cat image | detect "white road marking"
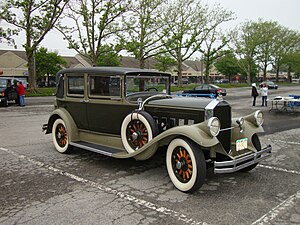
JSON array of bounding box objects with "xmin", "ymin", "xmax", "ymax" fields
[
  {"xmin": 0, "ymin": 147, "xmax": 206, "ymax": 225},
  {"xmin": 258, "ymin": 164, "xmax": 300, "ymax": 175},
  {"xmin": 252, "ymin": 190, "xmax": 300, "ymax": 225},
  {"xmin": 267, "ymin": 139, "xmax": 300, "ymax": 145}
]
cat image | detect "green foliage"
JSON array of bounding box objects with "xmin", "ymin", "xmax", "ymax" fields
[
  {"xmin": 0, "ymin": 0, "xmax": 69, "ymax": 89},
  {"xmin": 154, "ymin": 53, "xmax": 177, "ymax": 72},
  {"xmin": 119, "ymin": 0, "xmax": 166, "ymax": 68},
  {"xmin": 214, "ymin": 51, "xmax": 240, "ymax": 80},
  {"xmin": 56, "ymin": 0, "xmax": 127, "ymax": 66},
  {"xmin": 161, "ymin": 0, "xmax": 234, "ymax": 86},
  {"xmin": 35, "ymin": 47, "xmax": 67, "ymax": 78},
  {"xmin": 95, "ymin": 45, "xmax": 121, "ymax": 66}
]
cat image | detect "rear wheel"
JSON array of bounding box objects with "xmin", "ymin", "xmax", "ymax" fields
[
  {"xmin": 2, "ymin": 97, "xmax": 8, "ymax": 107},
  {"xmin": 166, "ymin": 138, "xmax": 206, "ymax": 193},
  {"xmin": 240, "ymin": 134, "xmax": 261, "ymax": 172},
  {"xmin": 52, "ymin": 118, "xmax": 72, "ymax": 153}
]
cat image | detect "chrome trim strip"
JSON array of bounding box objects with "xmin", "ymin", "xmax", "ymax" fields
[
  {"xmin": 205, "ymin": 99, "xmax": 220, "ymax": 110},
  {"xmin": 70, "ymin": 142, "xmax": 113, "ymax": 156},
  {"xmin": 214, "ymin": 145, "xmax": 272, "ymax": 174}
]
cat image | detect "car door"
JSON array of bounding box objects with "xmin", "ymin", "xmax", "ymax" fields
[
  {"xmin": 64, "ymin": 74, "xmax": 89, "ymax": 130},
  {"xmin": 86, "ymin": 74, "xmax": 133, "ymax": 135}
]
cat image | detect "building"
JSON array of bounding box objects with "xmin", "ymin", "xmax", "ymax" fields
[{"xmin": 0, "ymin": 49, "xmax": 209, "ymax": 84}]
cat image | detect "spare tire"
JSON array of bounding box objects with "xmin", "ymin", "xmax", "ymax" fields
[{"xmin": 121, "ymin": 110, "xmax": 158, "ymax": 153}]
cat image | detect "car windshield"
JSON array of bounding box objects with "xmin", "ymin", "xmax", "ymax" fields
[
  {"xmin": 0, "ymin": 79, "xmax": 7, "ymax": 88},
  {"xmin": 126, "ymin": 74, "xmax": 170, "ymax": 101}
]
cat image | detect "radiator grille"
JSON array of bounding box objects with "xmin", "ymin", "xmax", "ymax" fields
[{"xmin": 214, "ymin": 102, "xmax": 231, "ymax": 153}]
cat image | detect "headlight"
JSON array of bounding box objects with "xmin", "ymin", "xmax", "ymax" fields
[
  {"xmin": 254, "ymin": 110, "xmax": 264, "ymax": 126},
  {"xmin": 207, "ymin": 117, "xmax": 220, "ymax": 137},
  {"xmin": 236, "ymin": 117, "xmax": 244, "ymax": 126}
]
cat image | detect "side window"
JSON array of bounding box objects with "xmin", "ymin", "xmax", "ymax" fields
[
  {"xmin": 89, "ymin": 75, "xmax": 120, "ymax": 97},
  {"xmin": 67, "ymin": 75, "xmax": 84, "ymax": 96}
]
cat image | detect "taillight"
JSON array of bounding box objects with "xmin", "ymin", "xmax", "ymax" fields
[
  {"xmin": 1, "ymin": 92, "xmax": 4, "ymax": 97},
  {"xmin": 217, "ymin": 88, "xmax": 222, "ymax": 93}
]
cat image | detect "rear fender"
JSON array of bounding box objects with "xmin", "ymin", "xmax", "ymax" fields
[{"xmin": 45, "ymin": 108, "xmax": 79, "ymax": 142}]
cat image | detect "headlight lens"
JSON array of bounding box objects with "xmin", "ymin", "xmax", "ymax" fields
[
  {"xmin": 254, "ymin": 110, "xmax": 264, "ymax": 126},
  {"xmin": 207, "ymin": 117, "xmax": 220, "ymax": 137}
]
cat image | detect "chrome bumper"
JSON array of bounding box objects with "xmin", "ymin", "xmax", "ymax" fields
[{"xmin": 214, "ymin": 145, "xmax": 272, "ymax": 174}]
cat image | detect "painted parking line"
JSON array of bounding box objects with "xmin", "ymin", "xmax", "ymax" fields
[
  {"xmin": 258, "ymin": 164, "xmax": 300, "ymax": 175},
  {"xmin": 267, "ymin": 139, "xmax": 300, "ymax": 145},
  {"xmin": 252, "ymin": 190, "xmax": 300, "ymax": 225},
  {"xmin": 0, "ymin": 147, "xmax": 205, "ymax": 225}
]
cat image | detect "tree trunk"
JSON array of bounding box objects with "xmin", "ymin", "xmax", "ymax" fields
[
  {"xmin": 177, "ymin": 59, "xmax": 183, "ymax": 87},
  {"xmin": 247, "ymin": 64, "xmax": 251, "ymax": 84},
  {"xmin": 287, "ymin": 65, "xmax": 292, "ymax": 82},
  {"xmin": 27, "ymin": 52, "xmax": 37, "ymax": 90},
  {"xmin": 263, "ymin": 64, "xmax": 267, "ymax": 81},
  {"xmin": 276, "ymin": 64, "xmax": 280, "ymax": 82},
  {"xmin": 140, "ymin": 58, "xmax": 145, "ymax": 69}
]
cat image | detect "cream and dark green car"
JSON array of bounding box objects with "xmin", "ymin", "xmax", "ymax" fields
[{"xmin": 43, "ymin": 67, "xmax": 272, "ymax": 193}]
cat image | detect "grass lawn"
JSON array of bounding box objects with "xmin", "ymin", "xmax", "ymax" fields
[{"xmin": 26, "ymin": 87, "xmax": 55, "ymax": 97}]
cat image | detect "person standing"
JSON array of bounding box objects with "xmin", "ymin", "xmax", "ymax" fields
[
  {"xmin": 16, "ymin": 81, "xmax": 25, "ymax": 107},
  {"xmin": 251, "ymin": 83, "xmax": 258, "ymax": 106},
  {"xmin": 260, "ymin": 83, "xmax": 268, "ymax": 107}
]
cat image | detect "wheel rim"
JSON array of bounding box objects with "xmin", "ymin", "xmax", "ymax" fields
[
  {"xmin": 126, "ymin": 119, "xmax": 149, "ymax": 150},
  {"xmin": 55, "ymin": 123, "xmax": 67, "ymax": 148},
  {"xmin": 172, "ymin": 146, "xmax": 193, "ymax": 183}
]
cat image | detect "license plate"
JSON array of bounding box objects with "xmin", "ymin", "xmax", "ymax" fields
[{"xmin": 236, "ymin": 138, "xmax": 248, "ymax": 151}]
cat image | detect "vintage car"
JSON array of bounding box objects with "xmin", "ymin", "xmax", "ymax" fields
[
  {"xmin": 42, "ymin": 67, "xmax": 272, "ymax": 193},
  {"xmin": 0, "ymin": 77, "xmax": 19, "ymax": 106}
]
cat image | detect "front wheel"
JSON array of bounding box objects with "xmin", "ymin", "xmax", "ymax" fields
[
  {"xmin": 166, "ymin": 138, "xmax": 206, "ymax": 193},
  {"xmin": 52, "ymin": 118, "xmax": 72, "ymax": 153}
]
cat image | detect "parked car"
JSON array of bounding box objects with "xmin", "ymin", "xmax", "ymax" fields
[
  {"xmin": 42, "ymin": 67, "xmax": 272, "ymax": 193},
  {"xmin": 0, "ymin": 77, "xmax": 19, "ymax": 106},
  {"xmin": 174, "ymin": 78, "xmax": 189, "ymax": 85},
  {"xmin": 259, "ymin": 81, "xmax": 278, "ymax": 89},
  {"xmin": 182, "ymin": 84, "xmax": 227, "ymax": 98}
]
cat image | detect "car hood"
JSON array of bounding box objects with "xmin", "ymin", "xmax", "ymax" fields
[{"xmin": 147, "ymin": 96, "xmax": 219, "ymax": 109}]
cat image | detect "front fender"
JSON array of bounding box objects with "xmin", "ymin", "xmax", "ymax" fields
[
  {"xmin": 113, "ymin": 121, "xmax": 219, "ymax": 160},
  {"xmin": 45, "ymin": 108, "xmax": 79, "ymax": 142}
]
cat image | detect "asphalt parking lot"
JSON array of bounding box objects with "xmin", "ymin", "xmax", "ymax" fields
[{"xmin": 0, "ymin": 86, "xmax": 299, "ymax": 225}]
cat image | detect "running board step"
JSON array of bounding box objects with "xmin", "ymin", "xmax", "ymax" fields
[{"xmin": 70, "ymin": 141, "xmax": 123, "ymax": 156}]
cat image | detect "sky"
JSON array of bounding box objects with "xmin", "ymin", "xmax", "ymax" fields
[{"xmin": 1, "ymin": 0, "xmax": 300, "ymax": 56}]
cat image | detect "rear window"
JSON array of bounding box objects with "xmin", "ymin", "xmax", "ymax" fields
[{"xmin": 67, "ymin": 75, "xmax": 84, "ymax": 96}]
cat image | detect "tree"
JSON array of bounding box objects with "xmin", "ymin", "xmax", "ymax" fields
[
  {"xmin": 231, "ymin": 21, "xmax": 262, "ymax": 84},
  {"xmin": 96, "ymin": 45, "xmax": 121, "ymax": 66},
  {"xmin": 200, "ymin": 30, "xmax": 230, "ymax": 83},
  {"xmin": 56, "ymin": 0, "xmax": 127, "ymax": 66},
  {"xmin": 272, "ymin": 27, "xmax": 300, "ymax": 81},
  {"xmin": 35, "ymin": 47, "xmax": 67, "ymax": 86},
  {"xmin": 255, "ymin": 20, "xmax": 281, "ymax": 80},
  {"xmin": 154, "ymin": 52, "xmax": 177, "ymax": 72},
  {"xmin": 119, "ymin": 0, "xmax": 167, "ymax": 69},
  {"xmin": 161, "ymin": 0, "xmax": 234, "ymax": 86},
  {"xmin": 0, "ymin": 0, "xmax": 69, "ymax": 90},
  {"xmin": 214, "ymin": 50, "xmax": 240, "ymax": 82}
]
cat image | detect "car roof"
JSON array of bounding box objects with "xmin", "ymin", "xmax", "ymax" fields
[{"xmin": 57, "ymin": 67, "xmax": 171, "ymax": 76}]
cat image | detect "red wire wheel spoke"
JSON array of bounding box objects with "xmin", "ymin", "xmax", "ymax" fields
[
  {"xmin": 172, "ymin": 147, "xmax": 193, "ymax": 183},
  {"xmin": 56, "ymin": 124, "xmax": 67, "ymax": 148},
  {"xmin": 126, "ymin": 120, "xmax": 149, "ymax": 149}
]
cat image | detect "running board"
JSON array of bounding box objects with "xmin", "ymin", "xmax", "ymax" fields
[{"xmin": 70, "ymin": 141, "xmax": 124, "ymax": 156}]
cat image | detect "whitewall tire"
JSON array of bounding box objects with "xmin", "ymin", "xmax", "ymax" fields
[
  {"xmin": 52, "ymin": 118, "xmax": 72, "ymax": 153},
  {"xmin": 121, "ymin": 110, "xmax": 158, "ymax": 153},
  {"xmin": 166, "ymin": 138, "xmax": 206, "ymax": 193}
]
